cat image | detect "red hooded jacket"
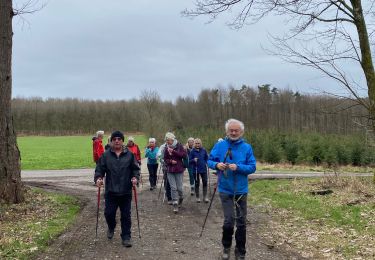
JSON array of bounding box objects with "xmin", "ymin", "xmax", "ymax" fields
[
  {"xmin": 127, "ymin": 143, "xmax": 142, "ymax": 164},
  {"xmin": 93, "ymin": 138, "xmax": 104, "ymax": 163}
]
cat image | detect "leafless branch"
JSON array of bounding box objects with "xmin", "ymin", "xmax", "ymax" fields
[{"xmin": 13, "ymin": 0, "xmax": 45, "ymax": 16}]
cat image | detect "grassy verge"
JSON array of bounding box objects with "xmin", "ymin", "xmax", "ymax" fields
[
  {"xmin": 0, "ymin": 188, "xmax": 80, "ymax": 259},
  {"xmin": 256, "ymin": 162, "xmax": 375, "ymax": 173},
  {"xmin": 17, "ymin": 134, "xmax": 147, "ymax": 170},
  {"xmin": 249, "ymin": 177, "xmax": 375, "ymax": 259}
]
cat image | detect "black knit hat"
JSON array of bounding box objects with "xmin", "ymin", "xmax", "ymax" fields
[{"xmin": 110, "ymin": 130, "xmax": 125, "ymax": 141}]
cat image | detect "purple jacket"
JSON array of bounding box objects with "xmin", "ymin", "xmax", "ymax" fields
[{"xmin": 164, "ymin": 142, "xmax": 186, "ymax": 173}]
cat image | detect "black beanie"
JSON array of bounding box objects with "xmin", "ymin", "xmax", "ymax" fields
[{"xmin": 111, "ymin": 130, "xmax": 125, "ymax": 141}]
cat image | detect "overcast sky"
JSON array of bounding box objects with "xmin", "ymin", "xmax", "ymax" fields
[{"xmin": 12, "ymin": 0, "xmax": 363, "ymax": 101}]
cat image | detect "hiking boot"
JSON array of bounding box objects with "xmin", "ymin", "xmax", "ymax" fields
[
  {"xmin": 173, "ymin": 203, "xmax": 179, "ymax": 214},
  {"xmin": 122, "ymin": 239, "xmax": 132, "ymax": 247},
  {"xmin": 178, "ymin": 198, "xmax": 183, "ymax": 207},
  {"xmin": 190, "ymin": 186, "xmax": 195, "ymax": 196},
  {"xmin": 221, "ymin": 248, "xmax": 231, "ymax": 260},
  {"xmin": 107, "ymin": 229, "xmax": 114, "ymax": 239},
  {"xmin": 149, "ymin": 187, "xmax": 154, "ymax": 191},
  {"xmin": 235, "ymin": 255, "xmax": 245, "ymax": 260},
  {"xmin": 196, "ymin": 197, "xmax": 201, "ymax": 203},
  {"xmin": 234, "ymin": 247, "xmax": 245, "ymax": 260},
  {"xmin": 203, "ymin": 187, "xmax": 208, "ymax": 202}
]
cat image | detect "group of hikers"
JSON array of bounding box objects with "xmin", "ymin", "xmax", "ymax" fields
[{"xmin": 92, "ymin": 118, "xmax": 257, "ymax": 260}]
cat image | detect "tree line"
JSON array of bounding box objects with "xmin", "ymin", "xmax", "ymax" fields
[
  {"xmin": 12, "ymin": 85, "xmax": 369, "ymax": 137},
  {"xmin": 176, "ymin": 127, "xmax": 375, "ymax": 167},
  {"xmin": 12, "ymin": 86, "xmax": 374, "ymax": 167}
]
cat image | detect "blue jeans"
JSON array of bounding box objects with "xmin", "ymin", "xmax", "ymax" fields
[
  {"xmin": 104, "ymin": 193, "xmax": 132, "ymax": 240},
  {"xmin": 167, "ymin": 172, "xmax": 184, "ymax": 203},
  {"xmin": 219, "ymin": 193, "xmax": 247, "ymax": 255}
]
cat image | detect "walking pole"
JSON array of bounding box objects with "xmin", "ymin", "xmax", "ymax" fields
[
  {"xmin": 199, "ymin": 180, "xmax": 217, "ymax": 237},
  {"xmin": 132, "ymin": 183, "xmax": 141, "ymax": 239},
  {"xmin": 195, "ymin": 161, "xmax": 199, "ymax": 197},
  {"xmin": 138, "ymin": 161, "xmax": 144, "ymax": 188},
  {"xmin": 199, "ymin": 148, "xmax": 232, "ymax": 238},
  {"xmin": 95, "ymin": 186, "xmax": 101, "ymax": 239},
  {"xmin": 158, "ymin": 172, "xmax": 165, "ymax": 199},
  {"xmin": 140, "ymin": 173, "xmax": 144, "ymax": 188},
  {"xmin": 207, "ymin": 165, "xmax": 211, "ymax": 196},
  {"xmin": 162, "ymin": 176, "xmax": 169, "ymax": 204},
  {"xmin": 156, "ymin": 164, "xmax": 162, "ymax": 186}
]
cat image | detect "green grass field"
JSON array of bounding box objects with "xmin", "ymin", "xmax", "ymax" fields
[{"xmin": 18, "ymin": 135, "xmax": 147, "ymax": 170}]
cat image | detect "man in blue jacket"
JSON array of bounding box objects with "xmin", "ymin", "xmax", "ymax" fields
[{"xmin": 207, "ymin": 119, "xmax": 256, "ymax": 260}]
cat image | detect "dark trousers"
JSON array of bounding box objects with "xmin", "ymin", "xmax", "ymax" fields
[
  {"xmin": 219, "ymin": 193, "xmax": 248, "ymax": 255},
  {"xmin": 187, "ymin": 167, "xmax": 195, "ymax": 187},
  {"xmin": 162, "ymin": 166, "xmax": 172, "ymax": 201},
  {"xmin": 147, "ymin": 163, "xmax": 159, "ymax": 187},
  {"xmin": 104, "ymin": 193, "xmax": 132, "ymax": 240},
  {"xmin": 193, "ymin": 171, "xmax": 208, "ymax": 197}
]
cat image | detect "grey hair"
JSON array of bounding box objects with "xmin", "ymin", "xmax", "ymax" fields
[
  {"xmin": 225, "ymin": 119, "xmax": 245, "ymax": 132},
  {"xmin": 96, "ymin": 130, "xmax": 104, "ymax": 137},
  {"xmin": 194, "ymin": 138, "xmax": 202, "ymax": 144},
  {"xmin": 165, "ymin": 132, "xmax": 176, "ymax": 141},
  {"xmin": 187, "ymin": 137, "xmax": 194, "ymax": 142},
  {"xmin": 149, "ymin": 137, "xmax": 156, "ymax": 143}
]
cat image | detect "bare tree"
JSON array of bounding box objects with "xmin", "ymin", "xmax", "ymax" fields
[
  {"xmin": 0, "ymin": 0, "xmax": 24, "ymax": 203},
  {"xmin": 140, "ymin": 89, "xmax": 162, "ymax": 137},
  {"xmin": 0, "ymin": 0, "xmax": 45, "ymax": 203},
  {"xmin": 184, "ymin": 0, "xmax": 375, "ymax": 132}
]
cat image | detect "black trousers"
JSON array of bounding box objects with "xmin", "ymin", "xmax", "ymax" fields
[
  {"xmin": 193, "ymin": 171, "xmax": 208, "ymax": 197},
  {"xmin": 193, "ymin": 171, "xmax": 208, "ymax": 188},
  {"xmin": 147, "ymin": 163, "xmax": 159, "ymax": 187},
  {"xmin": 219, "ymin": 193, "xmax": 248, "ymax": 255},
  {"xmin": 162, "ymin": 165, "xmax": 172, "ymax": 201},
  {"xmin": 104, "ymin": 193, "xmax": 132, "ymax": 240}
]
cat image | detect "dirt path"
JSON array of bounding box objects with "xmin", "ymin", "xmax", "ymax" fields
[{"xmin": 22, "ymin": 163, "xmax": 305, "ymax": 260}]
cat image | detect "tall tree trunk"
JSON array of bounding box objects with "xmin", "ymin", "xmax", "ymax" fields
[
  {"xmin": 351, "ymin": 0, "xmax": 375, "ymax": 183},
  {"xmin": 351, "ymin": 0, "xmax": 375, "ymax": 132},
  {"xmin": 0, "ymin": 0, "xmax": 24, "ymax": 204}
]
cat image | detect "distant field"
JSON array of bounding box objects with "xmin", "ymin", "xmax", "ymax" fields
[{"xmin": 17, "ymin": 135, "xmax": 147, "ymax": 170}]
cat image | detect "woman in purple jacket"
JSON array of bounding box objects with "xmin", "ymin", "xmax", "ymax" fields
[{"xmin": 164, "ymin": 132, "xmax": 187, "ymax": 214}]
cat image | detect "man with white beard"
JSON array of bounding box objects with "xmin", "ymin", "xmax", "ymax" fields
[{"xmin": 207, "ymin": 119, "xmax": 256, "ymax": 260}]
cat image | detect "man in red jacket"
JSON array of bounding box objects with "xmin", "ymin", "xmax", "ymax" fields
[
  {"xmin": 93, "ymin": 130, "xmax": 105, "ymax": 164},
  {"xmin": 126, "ymin": 136, "xmax": 142, "ymax": 166}
]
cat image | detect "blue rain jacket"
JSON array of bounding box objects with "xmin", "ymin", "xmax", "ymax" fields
[
  {"xmin": 145, "ymin": 146, "xmax": 159, "ymax": 164},
  {"xmin": 207, "ymin": 138, "xmax": 256, "ymax": 195}
]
